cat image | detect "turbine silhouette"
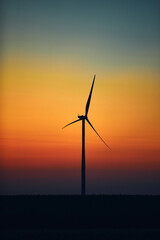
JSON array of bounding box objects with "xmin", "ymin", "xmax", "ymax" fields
[{"xmin": 62, "ymin": 75, "xmax": 110, "ymax": 195}]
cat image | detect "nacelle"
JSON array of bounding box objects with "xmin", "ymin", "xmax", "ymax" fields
[{"xmin": 78, "ymin": 115, "xmax": 86, "ymax": 119}]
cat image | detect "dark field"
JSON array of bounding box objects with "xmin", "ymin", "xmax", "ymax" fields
[{"xmin": 1, "ymin": 195, "xmax": 160, "ymax": 239}]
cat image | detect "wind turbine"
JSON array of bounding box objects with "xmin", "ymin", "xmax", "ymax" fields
[{"xmin": 62, "ymin": 75, "xmax": 110, "ymax": 195}]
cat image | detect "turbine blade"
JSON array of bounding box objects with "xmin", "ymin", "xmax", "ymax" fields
[
  {"xmin": 62, "ymin": 119, "xmax": 81, "ymax": 129},
  {"xmin": 85, "ymin": 75, "xmax": 96, "ymax": 117},
  {"xmin": 86, "ymin": 119, "xmax": 111, "ymax": 150}
]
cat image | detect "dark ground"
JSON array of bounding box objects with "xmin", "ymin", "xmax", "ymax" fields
[{"xmin": 1, "ymin": 195, "xmax": 160, "ymax": 239}]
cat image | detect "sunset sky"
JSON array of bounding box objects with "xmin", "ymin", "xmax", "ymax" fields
[{"xmin": 1, "ymin": 0, "xmax": 160, "ymax": 194}]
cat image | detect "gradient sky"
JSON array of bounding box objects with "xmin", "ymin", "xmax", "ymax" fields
[{"xmin": 1, "ymin": 0, "xmax": 160, "ymax": 194}]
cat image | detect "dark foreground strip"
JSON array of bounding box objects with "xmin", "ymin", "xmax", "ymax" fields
[{"xmin": 1, "ymin": 195, "xmax": 160, "ymax": 229}]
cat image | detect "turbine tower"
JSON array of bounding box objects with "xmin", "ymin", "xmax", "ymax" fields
[{"xmin": 62, "ymin": 75, "xmax": 110, "ymax": 195}]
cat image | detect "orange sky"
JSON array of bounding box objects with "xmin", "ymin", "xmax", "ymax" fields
[{"xmin": 1, "ymin": 57, "xmax": 160, "ymax": 172}]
